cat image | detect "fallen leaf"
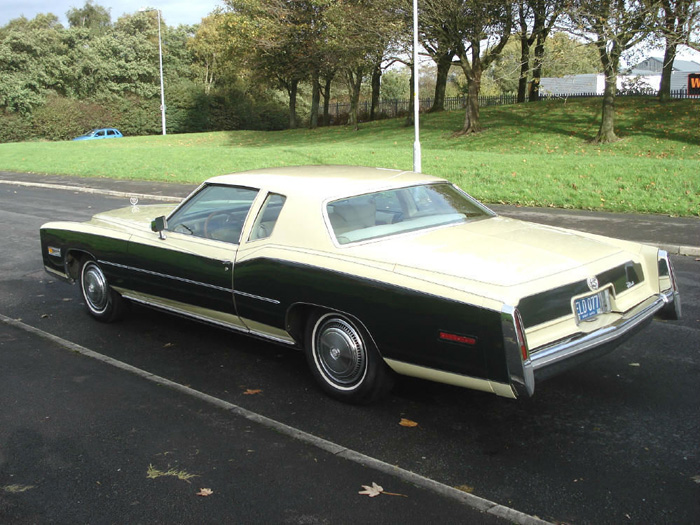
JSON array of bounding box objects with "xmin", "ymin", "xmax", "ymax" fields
[
  {"xmin": 358, "ymin": 482, "xmax": 406, "ymax": 498},
  {"xmin": 2, "ymin": 484, "xmax": 36, "ymax": 493},
  {"xmin": 629, "ymin": 363, "xmax": 641, "ymax": 367},
  {"xmin": 399, "ymin": 418, "xmax": 418, "ymax": 428},
  {"xmin": 454, "ymin": 484, "xmax": 474, "ymax": 494},
  {"xmin": 40, "ymin": 314, "xmax": 50, "ymax": 319},
  {"xmin": 692, "ymin": 475, "xmax": 700, "ymax": 484},
  {"xmin": 146, "ymin": 464, "xmax": 198, "ymax": 483},
  {"xmin": 359, "ymin": 482, "xmax": 384, "ymax": 497},
  {"xmin": 197, "ymin": 488, "xmax": 214, "ymax": 497},
  {"xmin": 243, "ymin": 389, "xmax": 262, "ymax": 395}
]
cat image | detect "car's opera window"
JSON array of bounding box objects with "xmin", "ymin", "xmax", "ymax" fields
[
  {"xmin": 249, "ymin": 193, "xmax": 286, "ymax": 241},
  {"xmin": 327, "ymin": 183, "xmax": 491, "ymax": 245},
  {"xmin": 167, "ymin": 184, "xmax": 258, "ymax": 244}
]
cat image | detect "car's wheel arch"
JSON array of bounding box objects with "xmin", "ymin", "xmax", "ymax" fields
[
  {"xmin": 65, "ymin": 249, "xmax": 96, "ymax": 282},
  {"xmin": 286, "ymin": 302, "xmax": 382, "ymax": 356}
]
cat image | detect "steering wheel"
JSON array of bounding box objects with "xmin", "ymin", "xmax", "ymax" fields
[{"xmin": 203, "ymin": 211, "xmax": 232, "ymax": 239}]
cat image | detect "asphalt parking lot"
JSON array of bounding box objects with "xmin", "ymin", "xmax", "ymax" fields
[{"xmin": 1, "ymin": 173, "xmax": 698, "ymax": 524}]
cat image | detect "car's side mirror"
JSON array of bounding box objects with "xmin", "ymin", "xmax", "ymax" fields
[{"xmin": 151, "ymin": 216, "xmax": 167, "ymax": 239}]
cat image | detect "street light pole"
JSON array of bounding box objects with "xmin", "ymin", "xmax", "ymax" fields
[
  {"xmin": 412, "ymin": 0, "xmax": 421, "ymax": 173},
  {"xmin": 140, "ymin": 7, "xmax": 166, "ymax": 135},
  {"xmin": 156, "ymin": 9, "xmax": 166, "ymax": 135}
]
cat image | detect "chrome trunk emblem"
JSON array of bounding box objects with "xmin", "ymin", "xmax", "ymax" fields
[{"xmin": 587, "ymin": 276, "xmax": 599, "ymax": 291}]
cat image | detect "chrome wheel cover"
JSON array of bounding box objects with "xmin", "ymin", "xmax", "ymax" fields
[
  {"xmin": 82, "ymin": 263, "xmax": 109, "ymax": 314},
  {"xmin": 313, "ymin": 317, "xmax": 367, "ymax": 389}
]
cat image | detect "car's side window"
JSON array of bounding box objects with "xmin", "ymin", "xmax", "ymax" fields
[
  {"xmin": 167, "ymin": 184, "xmax": 259, "ymax": 244},
  {"xmin": 249, "ymin": 193, "xmax": 286, "ymax": 241}
]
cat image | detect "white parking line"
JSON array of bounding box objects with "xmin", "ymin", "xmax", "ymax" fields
[{"xmin": 1, "ymin": 313, "xmax": 549, "ymax": 525}]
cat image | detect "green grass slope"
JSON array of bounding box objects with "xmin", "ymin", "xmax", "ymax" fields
[{"xmin": 1, "ymin": 97, "xmax": 698, "ymax": 216}]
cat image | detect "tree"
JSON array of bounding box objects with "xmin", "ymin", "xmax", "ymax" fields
[
  {"xmin": 518, "ymin": 0, "xmax": 563, "ymax": 102},
  {"xmin": 0, "ymin": 15, "xmax": 68, "ymax": 113},
  {"xmin": 189, "ymin": 15, "xmax": 226, "ymax": 95},
  {"xmin": 485, "ymin": 33, "xmax": 600, "ymax": 94},
  {"xmin": 423, "ymin": 0, "xmax": 512, "ymax": 134},
  {"xmin": 326, "ymin": 0, "xmax": 403, "ymax": 129},
  {"xmin": 653, "ymin": 0, "xmax": 699, "ymax": 101},
  {"xmin": 418, "ymin": 1, "xmax": 458, "ymax": 112},
  {"xmin": 224, "ymin": 0, "xmax": 329, "ymax": 129},
  {"xmin": 567, "ymin": 0, "xmax": 657, "ymax": 143},
  {"xmin": 66, "ymin": 0, "xmax": 111, "ymax": 33}
]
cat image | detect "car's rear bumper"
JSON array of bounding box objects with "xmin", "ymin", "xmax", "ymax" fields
[{"xmin": 508, "ymin": 288, "xmax": 679, "ymax": 398}]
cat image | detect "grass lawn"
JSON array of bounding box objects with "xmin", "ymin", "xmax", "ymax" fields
[{"xmin": 1, "ymin": 97, "xmax": 698, "ymax": 216}]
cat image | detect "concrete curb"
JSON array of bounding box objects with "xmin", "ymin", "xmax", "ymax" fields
[
  {"xmin": 0, "ymin": 313, "xmax": 551, "ymax": 525},
  {"xmin": 0, "ymin": 179, "xmax": 183, "ymax": 203}
]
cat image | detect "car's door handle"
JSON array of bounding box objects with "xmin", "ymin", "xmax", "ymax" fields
[{"xmin": 222, "ymin": 260, "xmax": 233, "ymax": 271}]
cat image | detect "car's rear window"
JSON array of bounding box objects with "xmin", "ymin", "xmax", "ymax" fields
[{"xmin": 327, "ymin": 183, "xmax": 491, "ymax": 245}]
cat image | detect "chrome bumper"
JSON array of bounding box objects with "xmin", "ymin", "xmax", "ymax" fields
[{"xmin": 508, "ymin": 289, "xmax": 679, "ymax": 398}]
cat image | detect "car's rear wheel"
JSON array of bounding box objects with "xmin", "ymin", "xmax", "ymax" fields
[
  {"xmin": 80, "ymin": 259, "xmax": 126, "ymax": 322},
  {"xmin": 305, "ymin": 311, "xmax": 393, "ymax": 404}
]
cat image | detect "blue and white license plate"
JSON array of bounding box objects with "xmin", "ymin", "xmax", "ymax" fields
[{"xmin": 574, "ymin": 291, "xmax": 611, "ymax": 323}]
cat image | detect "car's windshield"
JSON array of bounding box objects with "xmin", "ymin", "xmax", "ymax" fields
[{"xmin": 327, "ymin": 183, "xmax": 492, "ymax": 245}]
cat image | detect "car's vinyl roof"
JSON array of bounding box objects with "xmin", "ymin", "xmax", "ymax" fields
[{"xmin": 206, "ymin": 165, "xmax": 446, "ymax": 198}]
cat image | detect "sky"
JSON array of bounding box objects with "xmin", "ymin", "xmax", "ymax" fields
[
  {"xmin": 2, "ymin": 1, "xmax": 698, "ymax": 63},
  {"xmin": 0, "ymin": 0, "xmax": 225, "ymax": 28}
]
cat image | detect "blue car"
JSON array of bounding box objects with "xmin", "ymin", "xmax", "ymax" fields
[{"xmin": 73, "ymin": 128, "xmax": 123, "ymax": 141}]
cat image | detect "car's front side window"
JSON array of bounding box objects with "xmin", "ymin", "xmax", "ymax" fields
[{"xmin": 167, "ymin": 184, "xmax": 259, "ymax": 244}]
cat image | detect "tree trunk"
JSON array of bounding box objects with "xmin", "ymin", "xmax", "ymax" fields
[
  {"xmin": 288, "ymin": 79, "xmax": 298, "ymax": 129},
  {"xmin": 405, "ymin": 65, "xmax": 414, "ymax": 127},
  {"xmin": 431, "ymin": 51, "xmax": 455, "ymax": 112},
  {"xmin": 370, "ymin": 63, "xmax": 381, "ymax": 121},
  {"xmin": 658, "ymin": 40, "xmax": 676, "ymax": 103},
  {"xmin": 595, "ymin": 53, "xmax": 619, "ymax": 143},
  {"xmin": 529, "ymin": 36, "xmax": 545, "ymax": 102},
  {"xmin": 461, "ymin": 73, "xmax": 481, "ymax": 134},
  {"xmin": 346, "ymin": 68, "xmax": 363, "ymax": 130},
  {"xmin": 310, "ymin": 69, "xmax": 320, "ymax": 129},
  {"xmin": 517, "ymin": 33, "xmax": 530, "ymax": 103},
  {"xmin": 322, "ymin": 75, "xmax": 333, "ymax": 126}
]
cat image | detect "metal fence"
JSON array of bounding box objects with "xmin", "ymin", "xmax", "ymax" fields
[{"xmin": 325, "ymin": 89, "xmax": 696, "ymax": 121}]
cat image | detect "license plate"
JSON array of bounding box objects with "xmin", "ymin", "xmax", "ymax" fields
[{"xmin": 574, "ymin": 291, "xmax": 610, "ymax": 323}]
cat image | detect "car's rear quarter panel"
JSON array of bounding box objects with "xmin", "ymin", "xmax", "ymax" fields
[{"xmin": 233, "ymin": 254, "xmax": 508, "ymax": 384}]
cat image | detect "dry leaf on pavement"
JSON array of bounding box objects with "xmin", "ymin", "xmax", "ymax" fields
[
  {"xmin": 197, "ymin": 488, "xmax": 214, "ymax": 497},
  {"xmin": 358, "ymin": 482, "xmax": 406, "ymax": 498},
  {"xmin": 243, "ymin": 389, "xmax": 263, "ymax": 395},
  {"xmin": 399, "ymin": 418, "xmax": 418, "ymax": 427}
]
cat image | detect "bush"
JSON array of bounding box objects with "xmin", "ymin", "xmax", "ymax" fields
[
  {"xmin": 31, "ymin": 95, "xmax": 116, "ymax": 140},
  {"xmin": 0, "ymin": 111, "xmax": 34, "ymax": 143}
]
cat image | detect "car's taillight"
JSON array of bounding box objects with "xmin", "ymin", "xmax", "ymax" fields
[{"xmin": 514, "ymin": 308, "xmax": 529, "ymax": 361}]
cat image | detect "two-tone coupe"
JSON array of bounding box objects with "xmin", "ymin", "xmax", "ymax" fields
[{"xmin": 40, "ymin": 166, "xmax": 681, "ymax": 403}]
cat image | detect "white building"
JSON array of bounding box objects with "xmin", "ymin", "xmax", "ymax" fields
[{"xmin": 539, "ymin": 58, "xmax": 700, "ymax": 96}]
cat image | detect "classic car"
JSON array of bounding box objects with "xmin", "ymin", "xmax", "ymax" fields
[
  {"xmin": 72, "ymin": 128, "xmax": 123, "ymax": 141},
  {"xmin": 40, "ymin": 166, "xmax": 681, "ymax": 403}
]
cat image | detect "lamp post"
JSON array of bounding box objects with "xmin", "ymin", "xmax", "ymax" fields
[
  {"xmin": 412, "ymin": 0, "xmax": 421, "ymax": 173},
  {"xmin": 140, "ymin": 7, "xmax": 166, "ymax": 135}
]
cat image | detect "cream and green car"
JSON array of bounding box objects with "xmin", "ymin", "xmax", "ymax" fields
[{"xmin": 40, "ymin": 166, "xmax": 681, "ymax": 403}]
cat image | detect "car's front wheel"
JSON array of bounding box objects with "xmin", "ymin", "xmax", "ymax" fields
[
  {"xmin": 304, "ymin": 311, "xmax": 393, "ymax": 404},
  {"xmin": 80, "ymin": 259, "xmax": 126, "ymax": 322}
]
